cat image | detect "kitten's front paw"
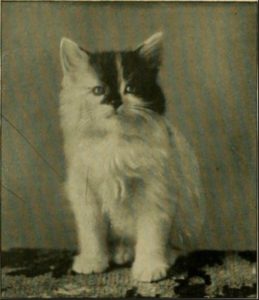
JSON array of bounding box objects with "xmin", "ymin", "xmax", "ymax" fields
[
  {"xmin": 113, "ymin": 245, "xmax": 134, "ymax": 265},
  {"xmin": 132, "ymin": 259, "xmax": 169, "ymax": 282},
  {"xmin": 72, "ymin": 254, "xmax": 109, "ymax": 274}
]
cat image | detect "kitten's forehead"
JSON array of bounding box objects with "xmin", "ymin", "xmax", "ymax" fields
[
  {"xmin": 88, "ymin": 52, "xmax": 117, "ymax": 82},
  {"xmin": 115, "ymin": 53, "xmax": 123, "ymax": 86},
  {"xmin": 87, "ymin": 50, "xmax": 156, "ymax": 84}
]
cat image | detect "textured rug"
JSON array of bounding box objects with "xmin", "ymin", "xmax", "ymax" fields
[{"xmin": 1, "ymin": 249, "xmax": 257, "ymax": 298}]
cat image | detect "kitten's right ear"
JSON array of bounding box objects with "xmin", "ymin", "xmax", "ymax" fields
[
  {"xmin": 135, "ymin": 32, "xmax": 163, "ymax": 69},
  {"xmin": 60, "ymin": 38, "xmax": 89, "ymax": 73}
]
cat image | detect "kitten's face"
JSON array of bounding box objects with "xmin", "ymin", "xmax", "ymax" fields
[{"xmin": 60, "ymin": 33, "xmax": 166, "ymax": 133}]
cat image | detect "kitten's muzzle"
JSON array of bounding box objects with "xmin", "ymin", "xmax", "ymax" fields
[{"xmin": 102, "ymin": 98, "xmax": 122, "ymax": 111}]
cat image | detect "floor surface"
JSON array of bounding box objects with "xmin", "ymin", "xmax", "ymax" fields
[{"xmin": 1, "ymin": 249, "xmax": 257, "ymax": 298}]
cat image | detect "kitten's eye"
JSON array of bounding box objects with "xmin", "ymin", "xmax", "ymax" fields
[
  {"xmin": 92, "ymin": 86, "xmax": 106, "ymax": 96},
  {"xmin": 124, "ymin": 84, "xmax": 136, "ymax": 94}
]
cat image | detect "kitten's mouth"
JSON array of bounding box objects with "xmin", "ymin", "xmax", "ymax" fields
[{"xmin": 106, "ymin": 107, "xmax": 122, "ymax": 119}]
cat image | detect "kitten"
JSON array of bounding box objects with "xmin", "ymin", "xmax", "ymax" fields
[{"xmin": 59, "ymin": 32, "xmax": 205, "ymax": 282}]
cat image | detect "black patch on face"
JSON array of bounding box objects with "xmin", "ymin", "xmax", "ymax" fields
[
  {"xmin": 88, "ymin": 52, "xmax": 122, "ymax": 110},
  {"xmin": 84, "ymin": 49, "xmax": 166, "ymax": 114},
  {"xmin": 121, "ymin": 50, "xmax": 166, "ymax": 114}
]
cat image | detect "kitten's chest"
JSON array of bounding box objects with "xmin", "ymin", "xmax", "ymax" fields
[{"xmin": 77, "ymin": 134, "xmax": 156, "ymax": 179}]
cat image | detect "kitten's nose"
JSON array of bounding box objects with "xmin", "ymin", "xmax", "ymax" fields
[
  {"xmin": 101, "ymin": 97, "xmax": 122, "ymax": 110},
  {"xmin": 110, "ymin": 99, "xmax": 122, "ymax": 110}
]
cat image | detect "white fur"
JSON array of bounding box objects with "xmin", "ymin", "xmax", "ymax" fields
[{"xmin": 59, "ymin": 34, "xmax": 205, "ymax": 282}]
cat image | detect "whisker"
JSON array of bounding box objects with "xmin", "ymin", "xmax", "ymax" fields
[
  {"xmin": 131, "ymin": 103, "xmax": 152, "ymax": 110},
  {"xmin": 127, "ymin": 105, "xmax": 154, "ymax": 117}
]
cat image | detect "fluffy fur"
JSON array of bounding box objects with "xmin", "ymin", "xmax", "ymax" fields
[{"xmin": 59, "ymin": 32, "xmax": 205, "ymax": 282}]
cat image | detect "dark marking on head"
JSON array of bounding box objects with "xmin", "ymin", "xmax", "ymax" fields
[
  {"xmin": 87, "ymin": 51, "xmax": 122, "ymax": 110},
  {"xmin": 121, "ymin": 50, "xmax": 166, "ymax": 114},
  {"xmin": 81, "ymin": 48, "xmax": 166, "ymax": 114}
]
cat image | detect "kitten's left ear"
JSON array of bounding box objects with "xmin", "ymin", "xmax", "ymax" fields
[
  {"xmin": 60, "ymin": 37, "xmax": 89, "ymax": 73},
  {"xmin": 136, "ymin": 32, "xmax": 163, "ymax": 68}
]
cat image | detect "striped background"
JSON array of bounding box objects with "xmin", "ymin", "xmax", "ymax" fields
[{"xmin": 2, "ymin": 2, "xmax": 257, "ymax": 250}]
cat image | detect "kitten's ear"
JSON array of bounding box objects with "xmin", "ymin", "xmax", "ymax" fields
[
  {"xmin": 136, "ymin": 32, "xmax": 163, "ymax": 68},
  {"xmin": 60, "ymin": 38, "xmax": 89, "ymax": 73}
]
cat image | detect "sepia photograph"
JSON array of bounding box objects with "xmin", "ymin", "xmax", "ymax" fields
[{"xmin": 1, "ymin": 0, "xmax": 257, "ymax": 298}]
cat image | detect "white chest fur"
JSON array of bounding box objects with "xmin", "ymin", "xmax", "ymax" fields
[{"xmin": 70, "ymin": 129, "xmax": 170, "ymax": 239}]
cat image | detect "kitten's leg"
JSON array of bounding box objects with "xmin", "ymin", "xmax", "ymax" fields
[
  {"xmin": 132, "ymin": 205, "xmax": 171, "ymax": 282},
  {"xmin": 67, "ymin": 174, "xmax": 109, "ymax": 274}
]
